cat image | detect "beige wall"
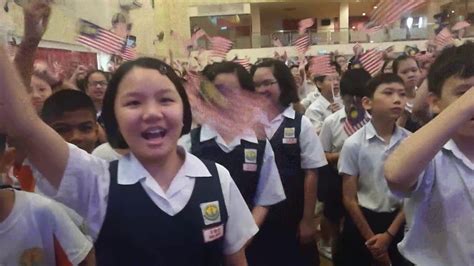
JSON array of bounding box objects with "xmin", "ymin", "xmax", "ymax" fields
[{"xmin": 2, "ymin": 1, "xmax": 122, "ymax": 48}]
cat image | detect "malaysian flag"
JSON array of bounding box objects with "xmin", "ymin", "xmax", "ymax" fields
[
  {"xmin": 234, "ymin": 58, "xmax": 251, "ymax": 71},
  {"xmin": 344, "ymin": 115, "xmax": 371, "ymax": 136},
  {"xmin": 77, "ymin": 19, "xmax": 125, "ymax": 55},
  {"xmin": 309, "ymin": 55, "xmax": 336, "ymax": 77},
  {"xmin": 360, "ymin": 49, "xmax": 384, "ymax": 76},
  {"xmin": 293, "ymin": 34, "xmax": 311, "ymax": 55},
  {"xmin": 121, "ymin": 46, "xmax": 137, "ymax": 61},
  {"xmin": 208, "ymin": 36, "xmax": 233, "ymax": 59},
  {"xmin": 368, "ymin": 0, "xmax": 426, "ymax": 28},
  {"xmin": 298, "ymin": 18, "xmax": 315, "ymax": 34},
  {"xmin": 435, "ymin": 27, "xmax": 454, "ymax": 50}
]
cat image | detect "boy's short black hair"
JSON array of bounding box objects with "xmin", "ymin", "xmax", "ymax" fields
[
  {"xmin": 365, "ymin": 73, "xmax": 405, "ymax": 99},
  {"xmin": 428, "ymin": 41, "xmax": 474, "ymax": 97},
  {"xmin": 340, "ymin": 69, "xmax": 372, "ymax": 98},
  {"xmin": 313, "ymin": 75, "xmax": 327, "ymax": 84},
  {"xmin": 102, "ymin": 57, "xmax": 192, "ymax": 149},
  {"xmin": 250, "ymin": 58, "xmax": 300, "ymax": 107},
  {"xmin": 393, "ymin": 54, "xmax": 419, "ymax": 74},
  {"xmin": 202, "ymin": 61, "xmax": 255, "ymax": 92},
  {"xmin": 41, "ymin": 90, "xmax": 97, "ymax": 124}
]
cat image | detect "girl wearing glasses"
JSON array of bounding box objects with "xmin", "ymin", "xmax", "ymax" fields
[{"xmin": 250, "ymin": 59, "xmax": 328, "ymax": 266}]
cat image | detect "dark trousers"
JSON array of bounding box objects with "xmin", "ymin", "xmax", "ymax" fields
[
  {"xmin": 334, "ymin": 207, "xmax": 409, "ymax": 266},
  {"xmin": 318, "ymin": 165, "xmax": 345, "ymax": 223},
  {"xmin": 247, "ymin": 218, "xmax": 320, "ymax": 266}
]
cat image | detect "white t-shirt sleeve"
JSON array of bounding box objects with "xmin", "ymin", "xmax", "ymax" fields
[
  {"xmin": 300, "ymin": 116, "xmax": 328, "ymax": 169},
  {"xmin": 217, "ymin": 164, "xmax": 259, "ymax": 255},
  {"xmin": 338, "ymin": 138, "xmax": 359, "ymax": 177},
  {"xmin": 45, "ymin": 197, "xmax": 93, "ymax": 265},
  {"xmin": 304, "ymin": 104, "xmax": 324, "ymax": 133},
  {"xmin": 319, "ymin": 118, "xmax": 333, "ymax": 152},
  {"xmin": 37, "ymin": 143, "xmax": 110, "ymax": 240},
  {"xmin": 253, "ymin": 140, "xmax": 286, "ymax": 206}
]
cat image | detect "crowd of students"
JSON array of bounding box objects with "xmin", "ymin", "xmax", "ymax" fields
[{"xmin": 0, "ymin": 1, "xmax": 473, "ymax": 265}]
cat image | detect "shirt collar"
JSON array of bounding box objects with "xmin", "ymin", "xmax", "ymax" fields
[
  {"xmin": 316, "ymin": 95, "xmax": 331, "ymax": 109},
  {"xmin": 200, "ymin": 124, "xmax": 258, "ymax": 144},
  {"xmin": 282, "ymin": 106, "xmax": 296, "ymax": 119},
  {"xmin": 365, "ymin": 121, "xmax": 409, "ymax": 148},
  {"xmin": 443, "ymin": 140, "xmax": 474, "ymax": 170},
  {"xmin": 117, "ymin": 147, "xmax": 211, "ymax": 185},
  {"xmin": 335, "ymin": 108, "xmax": 347, "ymax": 122}
]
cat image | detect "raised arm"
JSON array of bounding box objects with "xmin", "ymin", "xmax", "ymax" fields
[
  {"xmin": 0, "ymin": 46, "xmax": 68, "ymax": 189},
  {"xmin": 385, "ymin": 87, "xmax": 474, "ymax": 193},
  {"xmin": 13, "ymin": 0, "xmax": 51, "ymax": 86}
]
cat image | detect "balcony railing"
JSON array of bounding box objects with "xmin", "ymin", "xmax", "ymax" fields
[{"xmin": 197, "ymin": 25, "xmax": 474, "ymax": 50}]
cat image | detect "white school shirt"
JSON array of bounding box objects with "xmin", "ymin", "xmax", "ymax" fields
[
  {"xmin": 265, "ymin": 106, "xmax": 328, "ymax": 170},
  {"xmin": 0, "ymin": 190, "xmax": 92, "ymax": 266},
  {"xmin": 299, "ymin": 79, "xmax": 318, "ymax": 100},
  {"xmin": 301, "ymin": 91, "xmax": 320, "ymax": 110},
  {"xmin": 179, "ymin": 125, "xmax": 286, "ymax": 207},
  {"xmin": 392, "ymin": 140, "xmax": 474, "ymax": 266},
  {"xmin": 338, "ymin": 121, "xmax": 408, "ymax": 212},
  {"xmin": 36, "ymin": 144, "xmax": 258, "ymax": 255},
  {"xmin": 305, "ymin": 95, "xmax": 333, "ymax": 133},
  {"xmin": 319, "ymin": 108, "xmax": 349, "ymax": 153},
  {"xmin": 92, "ymin": 142, "xmax": 123, "ymax": 162}
]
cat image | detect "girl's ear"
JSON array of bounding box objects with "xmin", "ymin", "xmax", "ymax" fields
[{"xmin": 361, "ymin": 96, "xmax": 372, "ymax": 111}]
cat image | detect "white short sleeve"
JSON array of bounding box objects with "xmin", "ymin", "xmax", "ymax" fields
[
  {"xmin": 319, "ymin": 118, "xmax": 333, "ymax": 152},
  {"xmin": 45, "ymin": 197, "xmax": 93, "ymax": 264},
  {"xmin": 304, "ymin": 106, "xmax": 325, "ymax": 133},
  {"xmin": 38, "ymin": 143, "xmax": 110, "ymax": 240},
  {"xmin": 253, "ymin": 140, "xmax": 286, "ymax": 206},
  {"xmin": 300, "ymin": 116, "xmax": 328, "ymax": 169},
  {"xmin": 338, "ymin": 138, "xmax": 359, "ymax": 177},
  {"xmin": 217, "ymin": 164, "xmax": 259, "ymax": 255}
]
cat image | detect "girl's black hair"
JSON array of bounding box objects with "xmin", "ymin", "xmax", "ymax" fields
[
  {"xmin": 102, "ymin": 58, "xmax": 192, "ymax": 149},
  {"xmin": 250, "ymin": 58, "xmax": 299, "ymax": 107}
]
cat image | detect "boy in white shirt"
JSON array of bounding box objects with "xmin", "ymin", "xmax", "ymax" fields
[
  {"xmin": 385, "ymin": 42, "xmax": 474, "ymax": 266},
  {"xmin": 337, "ymin": 74, "xmax": 410, "ymax": 266},
  {"xmin": 0, "ymin": 188, "xmax": 93, "ymax": 266},
  {"xmin": 305, "ymin": 74, "xmax": 342, "ymax": 133},
  {"xmin": 318, "ymin": 69, "xmax": 372, "ymax": 259}
]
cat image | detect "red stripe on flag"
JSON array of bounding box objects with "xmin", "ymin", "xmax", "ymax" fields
[
  {"xmin": 209, "ymin": 36, "xmax": 233, "ymax": 59},
  {"xmin": 298, "ymin": 18, "xmax": 315, "ymax": 34},
  {"xmin": 435, "ymin": 27, "xmax": 454, "ymax": 49},
  {"xmin": 309, "ymin": 55, "xmax": 336, "ymax": 76},
  {"xmin": 76, "ymin": 20, "xmax": 125, "ymax": 55},
  {"xmin": 369, "ymin": 0, "xmax": 426, "ymax": 27},
  {"xmin": 234, "ymin": 58, "xmax": 251, "ymax": 71},
  {"xmin": 360, "ymin": 49, "xmax": 384, "ymax": 76},
  {"xmin": 293, "ymin": 34, "xmax": 311, "ymax": 55}
]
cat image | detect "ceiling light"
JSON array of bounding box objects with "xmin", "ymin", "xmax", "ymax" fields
[
  {"xmin": 362, "ymin": 12, "xmax": 366, "ymax": 16},
  {"xmin": 373, "ymin": 6, "xmax": 378, "ymax": 9}
]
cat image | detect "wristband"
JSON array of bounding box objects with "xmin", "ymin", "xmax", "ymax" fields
[{"xmin": 385, "ymin": 230, "xmax": 395, "ymax": 238}]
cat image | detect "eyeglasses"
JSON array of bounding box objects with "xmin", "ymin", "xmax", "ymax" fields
[
  {"xmin": 88, "ymin": 81, "xmax": 108, "ymax": 87},
  {"xmin": 254, "ymin": 80, "xmax": 277, "ymax": 88}
]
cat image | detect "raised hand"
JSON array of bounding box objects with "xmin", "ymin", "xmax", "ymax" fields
[{"xmin": 23, "ymin": 0, "xmax": 52, "ymax": 43}]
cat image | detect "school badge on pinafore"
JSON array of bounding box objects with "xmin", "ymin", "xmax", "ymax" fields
[
  {"xmin": 243, "ymin": 148, "xmax": 258, "ymax": 172},
  {"xmin": 283, "ymin": 127, "xmax": 297, "ymax": 144},
  {"xmin": 200, "ymin": 201, "xmax": 224, "ymax": 242}
]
